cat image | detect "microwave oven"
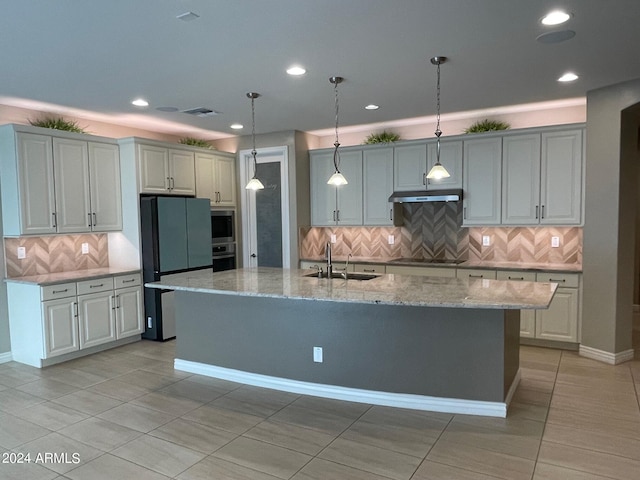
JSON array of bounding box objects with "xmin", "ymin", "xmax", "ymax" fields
[{"xmin": 211, "ymin": 210, "xmax": 235, "ymax": 244}]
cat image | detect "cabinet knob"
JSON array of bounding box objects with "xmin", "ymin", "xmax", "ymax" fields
[{"xmin": 250, "ymin": 253, "xmax": 257, "ymax": 258}]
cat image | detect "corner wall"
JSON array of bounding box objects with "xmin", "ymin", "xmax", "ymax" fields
[{"xmin": 582, "ymin": 78, "xmax": 640, "ymax": 356}]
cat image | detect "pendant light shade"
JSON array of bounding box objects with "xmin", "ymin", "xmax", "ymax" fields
[
  {"xmin": 426, "ymin": 56, "xmax": 451, "ymax": 180},
  {"xmin": 245, "ymin": 92, "xmax": 264, "ymax": 190},
  {"xmin": 327, "ymin": 76, "xmax": 348, "ymax": 186}
]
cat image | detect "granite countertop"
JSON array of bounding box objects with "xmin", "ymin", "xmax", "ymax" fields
[
  {"xmin": 301, "ymin": 256, "xmax": 582, "ymax": 273},
  {"xmin": 146, "ymin": 267, "xmax": 557, "ymax": 310},
  {"xmin": 5, "ymin": 267, "xmax": 141, "ymax": 286}
]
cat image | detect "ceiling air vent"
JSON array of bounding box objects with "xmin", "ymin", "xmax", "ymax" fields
[{"xmin": 182, "ymin": 107, "xmax": 221, "ymax": 117}]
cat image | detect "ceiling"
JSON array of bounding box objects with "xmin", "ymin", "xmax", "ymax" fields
[{"xmin": 1, "ymin": 0, "xmax": 639, "ymax": 140}]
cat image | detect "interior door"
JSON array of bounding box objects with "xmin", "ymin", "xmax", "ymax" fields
[{"xmin": 241, "ymin": 146, "xmax": 290, "ymax": 268}]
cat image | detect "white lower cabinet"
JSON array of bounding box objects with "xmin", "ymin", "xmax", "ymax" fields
[
  {"xmin": 7, "ymin": 272, "xmax": 142, "ymax": 367},
  {"xmin": 456, "ymin": 268, "xmax": 497, "ymax": 280},
  {"xmin": 385, "ymin": 265, "xmax": 457, "ymax": 278},
  {"xmin": 497, "ymin": 270, "xmax": 580, "ymax": 343}
]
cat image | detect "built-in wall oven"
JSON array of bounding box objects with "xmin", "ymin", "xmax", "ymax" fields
[{"xmin": 211, "ymin": 210, "xmax": 236, "ymax": 271}]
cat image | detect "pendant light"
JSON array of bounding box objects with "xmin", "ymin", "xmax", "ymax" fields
[
  {"xmin": 245, "ymin": 92, "xmax": 264, "ymax": 190},
  {"xmin": 426, "ymin": 56, "xmax": 451, "ymax": 180},
  {"xmin": 327, "ymin": 76, "xmax": 348, "ymax": 186}
]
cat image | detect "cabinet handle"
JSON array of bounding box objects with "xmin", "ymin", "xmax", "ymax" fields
[
  {"xmin": 166, "ymin": 177, "xmax": 171, "ymax": 190},
  {"xmin": 52, "ymin": 288, "xmax": 68, "ymax": 294},
  {"xmin": 423, "ymin": 172, "xmax": 427, "ymax": 185},
  {"xmin": 363, "ymin": 268, "xmax": 376, "ymax": 272},
  {"xmin": 73, "ymin": 302, "xmax": 78, "ymax": 318},
  {"xmin": 337, "ymin": 210, "xmax": 340, "ymax": 222},
  {"xmin": 390, "ymin": 208, "xmax": 393, "ymax": 221},
  {"xmin": 171, "ymin": 177, "xmax": 175, "ymax": 190},
  {"xmin": 93, "ymin": 212, "xmax": 97, "ymax": 226},
  {"xmin": 549, "ymin": 278, "xmax": 566, "ymax": 283},
  {"xmin": 52, "ymin": 212, "xmax": 57, "ymax": 228},
  {"xmin": 89, "ymin": 283, "xmax": 104, "ymax": 288},
  {"xmin": 88, "ymin": 213, "xmax": 92, "ymax": 227},
  {"xmin": 541, "ymin": 205, "xmax": 545, "ymax": 219},
  {"xmin": 122, "ymin": 279, "xmax": 136, "ymax": 284},
  {"xmin": 535, "ymin": 206, "xmax": 539, "ymax": 219},
  {"xmin": 111, "ymin": 296, "xmax": 116, "ymax": 310},
  {"xmin": 468, "ymin": 274, "xmax": 484, "ymax": 278},
  {"xmin": 333, "ymin": 210, "xmax": 336, "ymax": 221},
  {"xmin": 116, "ymin": 295, "xmax": 120, "ymax": 309},
  {"xmin": 508, "ymin": 276, "xmax": 524, "ymax": 280},
  {"xmin": 463, "ymin": 207, "xmax": 467, "ymax": 219}
]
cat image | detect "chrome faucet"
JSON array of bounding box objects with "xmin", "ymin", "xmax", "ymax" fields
[
  {"xmin": 325, "ymin": 242, "xmax": 332, "ymax": 277},
  {"xmin": 341, "ymin": 253, "xmax": 352, "ymax": 280}
]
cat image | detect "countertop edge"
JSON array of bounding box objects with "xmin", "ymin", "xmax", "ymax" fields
[{"xmin": 5, "ymin": 267, "xmax": 142, "ymax": 286}]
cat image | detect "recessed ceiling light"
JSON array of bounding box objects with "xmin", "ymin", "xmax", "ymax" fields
[
  {"xmin": 558, "ymin": 72, "xmax": 579, "ymax": 82},
  {"xmin": 230, "ymin": 123, "xmax": 243, "ymax": 130},
  {"xmin": 176, "ymin": 11, "xmax": 200, "ymax": 21},
  {"xmin": 131, "ymin": 98, "xmax": 149, "ymax": 107},
  {"xmin": 541, "ymin": 10, "xmax": 571, "ymax": 25},
  {"xmin": 365, "ymin": 104, "xmax": 379, "ymax": 110},
  {"xmin": 286, "ymin": 65, "xmax": 306, "ymax": 76}
]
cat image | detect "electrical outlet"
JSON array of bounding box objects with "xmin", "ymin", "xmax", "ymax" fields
[
  {"xmin": 551, "ymin": 236, "xmax": 560, "ymax": 248},
  {"xmin": 482, "ymin": 235, "xmax": 491, "ymax": 246},
  {"xmin": 17, "ymin": 247, "xmax": 26, "ymax": 259},
  {"xmin": 313, "ymin": 346, "xmax": 323, "ymax": 363},
  {"xmin": 388, "ymin": 235, "xmax": 395, "ymax": 245},
  {"xmin": 330, "ymin": 234, "xmax": 336, "ymax": 244},
  {"xmin": 81, "ymin": 242, "xmax": 89, "ymax": 254}
]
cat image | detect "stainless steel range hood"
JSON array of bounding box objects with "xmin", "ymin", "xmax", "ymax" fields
[{"xmin": 388, "ymin": 188, "xmax": 463, "ymax": 203}]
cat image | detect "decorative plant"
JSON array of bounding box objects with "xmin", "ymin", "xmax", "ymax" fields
[
  {"xmin": 179, "ymin": 137, "xmax": 213, "ymax": 149},
  {"xmin": 363, "ymin": 130, "xmax": 401, "ymax": 144},
  {"xmin": 29, "ymin": 116, "xmax": 86, "ymax": 133},
  {"xmin": 464, "ymin": 119, "xmax": 510, "ymax": 134}
]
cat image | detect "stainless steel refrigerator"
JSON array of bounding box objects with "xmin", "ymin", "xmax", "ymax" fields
[{"xmin": 140, "ymin": 195, "xmax": 212, "ymax": 340}]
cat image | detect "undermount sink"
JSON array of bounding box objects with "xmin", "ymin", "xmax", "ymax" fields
[{"xmin": 304, "ymin": 271, "xmax": 378, "ymax": 281}]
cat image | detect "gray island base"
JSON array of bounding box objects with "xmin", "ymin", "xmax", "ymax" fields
[{"xmin": 148, "ymin": 267, "xmax": 557, "ymax": 418}]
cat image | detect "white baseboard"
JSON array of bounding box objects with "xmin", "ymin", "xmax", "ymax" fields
[
  {"xmin": 175, "ymin": 359, "xmax": 513, "ymax": 418},
  {"xmin": 579, "ymin": 345, "xmax": 635, "ymax": 365},
  {"xmin": 0, "ymin": 351, "xmax": 13, "ymax": 364}
]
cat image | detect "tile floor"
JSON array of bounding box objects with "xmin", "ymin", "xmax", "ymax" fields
[{"xmin": 0, "ymin": 316, "xmax": 639, "ymax": 480}]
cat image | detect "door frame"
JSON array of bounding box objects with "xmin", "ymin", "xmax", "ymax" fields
[{"xmin": 239, "ymin": 145, "xmax": 290, "ymax": 268}]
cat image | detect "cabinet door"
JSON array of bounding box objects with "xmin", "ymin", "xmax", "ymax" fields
[
  {"xmin": 195, "ymin": 152, "xmax": 216, "ymax": 205},
  {"xmin": 496, "ymin": 270, "xmax": 537, "ymax": 337},
  {"xmin": 310, "ymin": 151, "xmax": 338, "ymax": 225},
  {"xmin": 16, "ymin": 133, "xmax": 57, "ymax": 234},
  {"xmin": 393, "ymin": 144, "xmax": 426, "ymax": 191},
  {"xmin": 536, "ymin": 288, "xmax": 579, "ymax": 342},
  {"xmin": 214, "ymin": 155, "xmax": 237, "ymax": 206},
  {"xmin": 457, "ymin": 269, "xmax": 497, "ymax": 280},
  {"xmin": 363, "ymin": 148, "xmax": 394, "ymax": 225},
  {"xmin": 138, "ymin": 144, "xmax": 169, "ymax": 193},
  {"xmin": 53, "ymin": 138, "xmax": 92, "ymax": 233},
  {"xmin": 115, "ymin": 287, "xmax": 143, "ymax": 338},
  {"xmin": 88, "ymin": 142, "xmax": 122, "ymax": 231},
  {"xmin": 462, "ymin": 137, "xmax": 502, "ymax": 225},
  {"xmin": 502, "ymin": 134, "xmax": 541, "ymax": 225},
  {"xmin": 336, "ymin": 150, "xmax": 363, "ymax": 225},
  {"xmin": 78, "ymin": 292, "xmax": 116, "ymax": 349},
  {"xmin": 169, "ymin": 150, "xmax": 196, "ymax": 195},
  {"xmin": 426, "ymin": 140, "xmax": 463, "ymax": 189},
  {"xmin": 42, "ymin": 298, "xmax": 79, "ymax": 358},
  {"xmin": 540, "ymin": 130, "xmax": 583, "ymax": 225}
]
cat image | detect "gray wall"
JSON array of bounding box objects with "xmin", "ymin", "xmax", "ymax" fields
[{"xmin": 583, "ymin": 78, "xmax": 640, "ymax": 354}]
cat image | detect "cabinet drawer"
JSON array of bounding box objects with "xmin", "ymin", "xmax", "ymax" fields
[
  {"xmin": 41, "ymin": 282, "xmax": 77, "ymax": 301},
  {"xmin": 457, "ymin": 269, "xmax": 497, "ymax": 280},
  {"xmin": 114, "ymin": 273, "xmax": 141, "ymax": 289},
  {"xmin": 386, "ymin": 265, "xmax": 457, "ymax": 278},
  {"xmin": 353, "ymin": 264, "xmax": 386, "ymax": 274},
  {"xmin": 77, "ymin": 277, "xmax": 113, "ymax": 295},
  {"xmin": 536, "ymin": 272, "xmax": 579, "ymax": 288},
  {"xmin": 496, "ymin": 270, "xmax": 537, "ymax": 282}
]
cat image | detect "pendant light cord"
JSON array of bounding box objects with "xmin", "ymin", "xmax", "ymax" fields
[
  {"xmin": 333, "ymin": 79, "xmax": 340, "ymax": 171},
  {"xmin": 435, "ymin": 59, "xmax": 442, "ymax": 162},
  {"xmin": 251, "ymin": 94, "xmax": 258, "ymax": 173}
]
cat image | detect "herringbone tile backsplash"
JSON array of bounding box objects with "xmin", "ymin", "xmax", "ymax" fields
[
  {"xmin": 300, "ymin": 203, "xmax": 582, "ymax": 265},
  {"xmin": 4, "ymin": 234, "xmax": 109, "ymax": 278}
]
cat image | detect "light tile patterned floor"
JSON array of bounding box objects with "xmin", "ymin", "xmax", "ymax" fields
[{"xmin": 0, "ymin": 317, "xmax": 639, "ymax": 480}]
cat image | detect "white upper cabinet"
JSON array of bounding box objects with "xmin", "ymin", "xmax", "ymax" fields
[
  {"xmin": 426, "ymin": 140, "xmax": 463, "ymax": 189},
  {"xmin": 462, "ymin": 137, "xmax": 502, "ymax": 225},
  {"xmin": 0, "ymin": 126, "xmax": 122, "ymax": 236},
  {"xmin": 16, "ymin": 133, "xmax": 57, "ymax": 235},
  {"xmin": 393, "ymin": 144, "xmax": 426, "ymax": 192},
  {"xmin": 540, "ymin": 129, "xmax": 583, "ymax": 225},
  {"xmin": 363, "ymin": 147, "xmax": 394, "ymax": 225},
  {"xmin": 310, "ymin": 149, "xmax": 363, "ymax": 225},
  {"xmin": 195, "ymin": 151, "xmax": 236, "ymax": 207},
  {"xmin": 502, "ymin": 134, "xmax": 541, "ymax": 225},
  {"xmin": 138, "ymin": 144, "xmax": 195, "ymax": 195}
]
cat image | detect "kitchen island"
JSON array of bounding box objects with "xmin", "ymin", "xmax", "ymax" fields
[{"xmin": 147, "ymin": 267, "xmax": 557, "ymax": 417}]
